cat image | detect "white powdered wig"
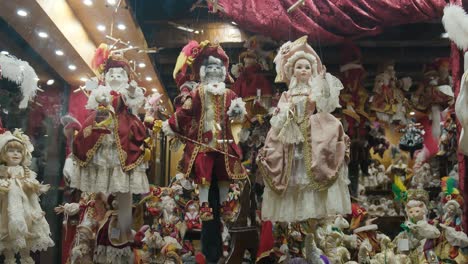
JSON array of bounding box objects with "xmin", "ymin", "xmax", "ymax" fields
[
  {"xmin": 284, "ymin": 51, "xmax": 319, "ymax": 81},
  {"xmin": 0, "ymin": 53, "xmax": 39, "ymax": 108},
  {"xmin": 442, "ymin": 5, "xmax": 468, "ymax": 50}
]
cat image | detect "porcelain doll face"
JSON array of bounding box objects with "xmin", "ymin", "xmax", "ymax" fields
[
  {"xmin": 201, "ymin": 56, "xmax": 226, "ymax": 84},
  {"xmin": 293, "ymin": 58, "xmax": 313, "ymax": 84},
  {"xmin": 105, "ymin": 67, "xmax": 129, "ymax": 91},
  {"xmin": 406, "ymin": 202, "xmax": 426, "ymax": 222},
  {"xmin": 6, "ymin": 147, "xmax": 23, "ymax": 166},
  {"xmin": 3, "ymin": 141, "xmax": 24, "ymax": 166}
]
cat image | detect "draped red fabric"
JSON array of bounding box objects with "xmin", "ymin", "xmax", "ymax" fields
[{"xmin": 219, "ymin": 0, "xmax": 447, "ymax": 43}]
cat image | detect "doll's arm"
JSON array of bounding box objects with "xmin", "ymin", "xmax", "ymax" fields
[
  {"xmin": 124, "ymin": 81, "xmax": 146, "ymax": 114},
  {"xmin": 55, "ymin": 203, "xmax": 81, "ymax": 216},
  {"xmin": 163, "ymin": 94, "xmax": 195, "ymax": 136},
  {"xmin": 0, "ymin": 178, "xmax": 9, "ymax": 194},
  {"xmin": 269, "ymin": 93, "xmax": 290, "ymax": 131}
]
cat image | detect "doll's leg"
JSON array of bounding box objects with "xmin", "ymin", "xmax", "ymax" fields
[
  {"xmin": 3, "ymin": 250, "xmax": 16, "ymax": 264},
  {"xmin": 19, "ymin": 249, "xmax": 34, "ymax": 264},
  {"xmin": 194, "ymin": 153, "xmax": 215, "ymax": 221}
]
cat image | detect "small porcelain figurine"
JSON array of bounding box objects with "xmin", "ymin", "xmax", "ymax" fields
[
  {"xmin": 411, "ymin": 163, "xmax": 433, "ymax": 189},
  {"xmin": 0, "ymin": 129, "xmax": 54, "ymax": 264},
  {"xmin": 184, "ymin": 200, "xmax": 201, "ymax": 231}
]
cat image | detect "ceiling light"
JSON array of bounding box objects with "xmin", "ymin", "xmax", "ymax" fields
[
  {"xmin": 46, "ymin": 79, "xmax": 55, "ymax": 85},
  {"xmin": 441, "ymin": 32, "xmax": 449, "ymax": 38},
  {"xmin": 107, "ymin": 0, "xmax": 117, "ymax": 5},
  {"xmin": 152, "ymin": 88, "xmax": 158, "ymax": 92},
  {"xmin": 138, "ymin": 62, "xmax": 146, "ymax": 68},
  {"xmin": 38, "ymin": 31, "xmax": 48, "ymax": 38},
  {"xmin": 117, "ymin": 23, "xmax": 126, "ymax": 30},
  {"xmin": 17, "ymin": 9, "xmax": 28, "ymax": 17},
  {"xmin": 80, "ymin": 77, "xmax": 88, "ymax": 82},
  {"xmin": 97, "ymin": 24, "xmax": 106, "ymax": 31},
  {"xmin": 55, "ymin": 50, "xmax": 64, "ymax": 56},
  {"xmin": 410, "ymin": 111, "xmax": 415, "ymax": 116},
  {"xmin": 1, "ymin": 51, "xmax": 9, "ymax": 55},
  {"xmin": 231, "ymin": 21, "xmax": 238, "ymax": 25},
  {"xmin": 83, "ymin": 0, "xmax": 93, "ymax": 6},
  {"xmin": 194, "ymin": 30, "xmax": 200, "ymax": 34},
  {"xmin": 176, "ymin": 26, "xmax": 194, "ymax": 33},
  {"xmin": 145, "ymin": 76, "xmax": 152, "ymax": 81},
  {"xmin": 68, "ymin": 64, "xmax": 77, "ymax": 71}
]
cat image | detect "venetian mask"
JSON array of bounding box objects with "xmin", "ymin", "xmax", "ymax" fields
[{"xmin": 105, "ymin": 67, "xmax": 129, "ymax": 91}]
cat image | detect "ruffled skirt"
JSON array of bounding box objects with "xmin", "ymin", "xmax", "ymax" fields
[
  {"xmin": 261, "ymin": 166, "xmax": 351, "ymax": 222},
  {"xmin": 71, "ymin": 134, "xmax": 149, "ymax": 194}
]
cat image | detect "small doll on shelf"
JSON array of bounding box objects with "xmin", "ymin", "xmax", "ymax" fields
[
  {"xmin": 184, "ymin": 200, "xmax": 201, "ymax": 231},
  {"xmin": 0, "ymin": 129, "xmax": 54, "ymax": 264},
  {"xmin": 386, "ymin": 147, "xmax": 412, "ymax": 185}
]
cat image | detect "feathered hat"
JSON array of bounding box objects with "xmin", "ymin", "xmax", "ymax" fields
[
  {"xmin": 173, "ymin": 40, "xmax": 233, "ymax": 84},
  {"xmin": 274, "ymin": 36, "xmax": 323, "ymax": 84},
  {"xmin": 91, "ymin": 43, "xmax": 134, "ymax": 80},
  {"xmin": 442, "ymin": 5, "xmax": 468, "ymax": 50}
]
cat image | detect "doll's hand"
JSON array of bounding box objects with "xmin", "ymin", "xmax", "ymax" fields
[
  {"xmin": 54, "ymin": 205, "xmax": 65, "ymax": 215},
  {"xmin": 39, "ymin": 184, "xmax": 50, "ymax": 194},
  {"xmin": 127, "ymin": 80, "xmax": 138, "ymax": 97}
]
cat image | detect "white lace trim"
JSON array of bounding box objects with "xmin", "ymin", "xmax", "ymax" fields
[{"xmin": 94, "ymin": 245, "xmax": 134, "ymax": 264}]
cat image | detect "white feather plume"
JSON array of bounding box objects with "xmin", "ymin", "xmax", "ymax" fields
[
  {"xmin": 0, "ymin": 53, "xmax": 39, "ymax": 108},
  {"xmin": 442, "ymin": 5, "xmax": 468, "ymax": 50}
]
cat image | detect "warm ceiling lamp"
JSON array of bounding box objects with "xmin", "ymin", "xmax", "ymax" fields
[
  {"xmin": 145, "ymin": 76, "xmax": 152, "ymax": 81},
  {"xmin": 17, "ymin": 9, "xmax": 28, "ymax": 17},
  {"xmin": 83, "ymin": 0, "xmax": 93, "ymax": 6},
  {"xmin": 55, "ymin": 50, "xmax": 64, "ymax": 56},
  {"xmin": 138, "ymin": 62, "xmax": 146, "ymax": 68},
  {"xmin": 80, "ymin": 77, "xmax": 88, "ymax": 82},
  {"xmin": 68, "ymin": 64, "xmax": 77, "ymax": 71},
  {"xmin": 117, "ymin": 23, "xmax": 126, "ymax": 30},
  {"xmin": 107, "ymin": 0, "xmax": 117, "ymax": 5},
  {"xmin": 38, "ymin": 31, "xmax": 48, "ymax": 38},
  {"xmin": 97, "ymin": 24, "xmax": 106, "ymax": 32},
  {"xmin": 152, "ymin": 88, "xmax": 158, "ymax": 92},
  {"xmin": 46, "ymin": 79, "xmax": 55, "ymax": 85}
]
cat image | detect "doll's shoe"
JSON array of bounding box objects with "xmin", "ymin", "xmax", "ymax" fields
[{"xmin": 200, "ymin": 203, "xmax": 213, "ymax": 221}]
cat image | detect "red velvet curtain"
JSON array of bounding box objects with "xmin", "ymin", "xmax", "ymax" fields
[{"xmin": 219, "ymin": 0, "xmax": 447, "ymax": 43}]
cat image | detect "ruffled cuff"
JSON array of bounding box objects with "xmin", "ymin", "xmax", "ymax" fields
[
  {"xmin": 227, "ymin": 98, "xmax": 247, "ymax": 122},
  {"xmin": 63, "ymin": 203, "xmax": 81, "ymax": 216},
  {"xmin": 269, "ymin": 104, "xmax": 289, "ymax": 130},
  {"xmin": 85, "ymin": 85, "xmax": 112, "ymax": 110},
  {"xmin": 124, "ymin": 86, "xmax": 145, "ymax": 114},
  {"xmin": 162, "ymin": 120, "xmax": 175, "ymax": 136},
  {"xmin": 311, "ymin": 73, "xmax": 343, "ymax": 113}
]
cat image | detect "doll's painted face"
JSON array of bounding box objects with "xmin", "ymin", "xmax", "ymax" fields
[
  {"xmin": 5, "ymin": 147, "xmax": 23, "ymax": 166},
  {"xmin": 105, "ymin": 67, "xmax": 129, "ymax": 90},
  {"xmin": 407, "ymin": 204, "xmax": 425, "ymax": 222},
  {"xmin": 294, "ymin": 58, "xmax": 312, "ymax": 83}
]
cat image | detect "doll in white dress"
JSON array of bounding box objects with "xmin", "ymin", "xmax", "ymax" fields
[{"xmin": 0, "ymin": 129, "xmax": 54, "ymax": 264}]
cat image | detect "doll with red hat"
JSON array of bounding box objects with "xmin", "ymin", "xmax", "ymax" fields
[
  {"xmin": 70, "ymin": 45, "xmax": 150, "ymax": 255},
  {"xmin": 163, "ymin": 40, "xmax": 247, "ymax": 222}
]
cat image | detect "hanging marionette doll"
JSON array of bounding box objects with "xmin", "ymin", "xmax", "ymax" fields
[
  {"xmin": 68, "ymin": 44, "xmax": 150, "ymax": 261},
  {"xmin": 370, "ymin": 60, "xmax": 412, "ymax": 125},
  {"xmin": 163, "ymin": 40, "xmax": 247, "ymax": 222},
  {"xmin": 399, "ymin": 121, "xmax": 425, "ymax": 157},
  {"xmin": 0, "ymin": 129, "xmax": 54, "ymax": 264},
  {"xmin": 257, "ymin": 36, "xmax": 351, "ymax": 223}
]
